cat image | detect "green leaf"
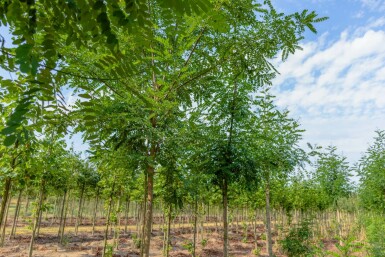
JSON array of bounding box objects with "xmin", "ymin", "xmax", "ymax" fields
[
  {"xmin": 3, "ymin": 134, "xmax": 16, "ymax": 146},
  {"xmin": 78, "ymin": 93, "xmax": 92, "ymax": 99},
  {"xmin": 1, "ymin": 125, "xmax": 18, "ymax": 135}
]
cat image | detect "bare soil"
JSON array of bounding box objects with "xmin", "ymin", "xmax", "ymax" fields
[{"xmin": 0, "ymin": 223, "xmax": 364, "ymax": 257}]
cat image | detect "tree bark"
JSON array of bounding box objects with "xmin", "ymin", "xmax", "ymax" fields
[
  {"xmin": 222, "ymin": 178, "xmax": 229, "ymax": 257},
  {"xmin": 92, "ymin": 189, "xmax": 100, "ymax": 236},
  {"xmin": 142, "ymin": 163, "xmax": 155, "ymax": 257},
  {"xmin": 0, "ymin": 178, "xmax": 12, "ymax": 236},
  {"xmin": 0, "ymin": 191, "xmax": 11, "ymax": 246},
  {"xmin": 10, "ymin": 189, "xmax": 23, "ymax": 239},
  {"xmin": 265, "ymin": 177, "xmax": 273, "ymax": 257},
  {"xmin": 58, "ymin": 189, "xmax": 67, "ymax": 241},
  {"xmin": 60, "ymin": 191, "xmax": 70, "ymax": 244},
  {"xmin": 75, "ymin": 183, "xmax": 85, "ymax": 236},
  {"xmin": 124, "ymin": 197, "xmax": 130, "ymax": 235},
  {"xmin": 24, "ymin": 191, "xmax": 30, "ymax": 217},
  {"xmin": 193, "ymin": 197, "xmax": 198, "ymax": 257},
  {"xmin": 102, "ymin": 181, "xmax": 115, "ymax": 257},
  {"xmin": 114, "ymin": 194, "xmax": 121, "ymax": 250},
  {"xmin": 140, "ymin": 176, "xmax": 148, "ymax": 256},
  {"xmin": 28, "ymin": 180, "xmax": 45, "ymax": 257},
  {"xmin": 165, "ymin": 204, "xmax": 172, "ymax": 257}
]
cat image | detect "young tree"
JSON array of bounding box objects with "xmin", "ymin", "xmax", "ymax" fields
[
  {"xmin": 251, "ymin": 92, "xmax": 305, "ymax": 257},
  {"xmin": 314, "ymin": 146, "xmax": 352, "ymax": 208},
  {"xmin": 1, "ymin": 2, "xmax": 326, "ymax": 256},
  {"xmin": 358, "ymin": 130, "xmax": 385, "ymax": 212}
]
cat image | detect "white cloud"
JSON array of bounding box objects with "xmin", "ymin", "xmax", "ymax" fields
[
  {"xmin": 272, "ymin": 20, "xmax": 385, "ymax": 163},
  {"xmin": 360, "ymin": 0, "xmax": 385, "ymax": 11}
]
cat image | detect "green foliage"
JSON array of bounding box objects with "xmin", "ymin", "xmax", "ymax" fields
[
  {"xmin": 280, "ymin": 219, "xmax": 314, "ymax": 257},
  {"xmin": 252, "ymin": 247, "xmax": 261, "ymax": 256},
  {"xmin": 104, "ymin": 244, "xmax": 114, "ymax": 257},
  {"xmin": 201, "ymin": 238, "xmax": 208, "ymax": 248},
  {"xmin": 358, "ymin": 130, "xmax": 385, "ymax": 212},
  {"xmin": 330, "ymin": 233, "xmax": 364, "ymax": 257},
  {"xmin": 132, "ymin": 233, "xmax": 141, "ymax": 249},
  {"xmin": 362, "ymin": 214, "xmax": 385, "ymax": 256},
  {"xmin": 0, "ymin": 2, "xmax": 329, "ymax": 256},
  {"xmin": 314, "ymin": 146, "xmax": 352, "ymax": 207},
  {"xmin": 182, "ymin": 240, "xmax": 194, "ymax": 254}
]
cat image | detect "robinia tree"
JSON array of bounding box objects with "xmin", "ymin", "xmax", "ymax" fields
[{"xmin": 0, "ymin": 1, "xmax": 326, "ymax": 256}]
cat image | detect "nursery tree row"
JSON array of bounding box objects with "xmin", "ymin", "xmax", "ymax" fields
[{"xmin": 1, "ymin": 0, "xmax": 384, "ymax": 257}]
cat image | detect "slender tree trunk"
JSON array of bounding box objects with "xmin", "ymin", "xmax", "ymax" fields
[
  {"xmin": 222, "ymin": 179, "xmax": 229, "ymax": 257},
  {"xmin": 102, "ymin": 181, "xmax": 115, "ymax": 257},
  {"xmin": 92, "ymin": 189, "xmax": 100, "ymax": 236},
  {"xmin": 10, "ymin": 189, "xmax": 23, "ymax": 239},
  {"xmin": 114, "ymin": 194, "xmax": 121, "ymax": 250},
  {"xmin": 253, "ymin": 208, "xmax": 258, "ymax": 250},
  {"xmin": 51, "ymin": 196, "xmax": 58, "ymax": 226},
  {"xmin": 193, "ymin": 197, "xmax": 198, "ymax": 257},
  {"xmin": 0, "ymin": 192, "xmax": 11, "ymax": 246},
  {"xmin": 143, "ymin": 163, "xmax": 155, "ymax": 257},
  {"xmin": 142, "ymin": 29, "xmax": 158, "ymax": 253},
  {"xmin": 36, "ymin": 203, "xmax": 43, "ymax": 238},
  {"xmin": 75, "ymin": 183, "xmax": 85, "ymax": 236},
  {"xmin": 124, "ymin": 197, "xmax": 130, "ymax": 235},
  {"xmin": 58, "ymin": 189, "xmax": 67, "ymax": 241},
  {"xmin": 60, "ymin": 191, "xmax": 70, "ymax": 244},
  {"xmin": 0, "ymin": 178, "xmax": 12, "ymax": 236},
  {"xmin": 28, "ymin": 180, "xmax": 45, "ymax": 257},
  {"xmin": 265, "ymin": 177, "xmax": 273, "ymax": 257},
  {"xmin": 165, "ymin": 204, "xmax": 172, "ymax": 257},
  {"xmin": 24, "ymin": 191, "xmax": 30, "ymax": 217},
  {"xmin": 140, "ymin": 175, "xmax": 148, "ymax": 256}
]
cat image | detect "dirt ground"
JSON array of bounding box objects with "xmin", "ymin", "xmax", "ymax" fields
[
  {"xmin": 0, "ymin": 223, "xmax": 276, "ymax": 257},
  {"xmin": 0, "ymin": 223, "xmax": 361, "ymax": 257}
]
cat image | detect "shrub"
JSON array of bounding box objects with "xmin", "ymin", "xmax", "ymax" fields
[{"xmin": 280, "ymin": 219, "xmax": 314, "ymax": 257}]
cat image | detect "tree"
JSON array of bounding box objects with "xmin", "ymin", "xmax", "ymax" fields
[
  {"xmin": 314, "ymin": 146, "xmax": 352, "ymax": 208},
  {"xmin": 358, "ymin": 130, "xmax": 385, "ymax": 212},
  {"xmin": 251, "ymin": 92, "xmax": 306, "ymax": 257},
  {"xmin": 1, "ymin": 1, "xmax": 326, "ymax": 256}
]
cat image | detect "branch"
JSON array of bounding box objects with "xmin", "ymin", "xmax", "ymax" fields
[{"xmin": 0, "ymin": 48, "xmax": 121, "ymax": 82}]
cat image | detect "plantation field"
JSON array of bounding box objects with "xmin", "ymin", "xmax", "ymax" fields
[
  {"xmin": 2, "ymin": 1, "xmax": 385, "ymax": 257},
  {"xmin": 0, "ymin": 225, "xmax": 345, "ymax": 257},
  {"xmin": 0, "ymin": 209, "xmax": 368, "ymax": 257}
]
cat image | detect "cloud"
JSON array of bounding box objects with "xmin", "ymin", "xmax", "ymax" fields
[
  {"xmin": 271, "ymin": 19, "xmax": 385, "ymax": 163},
  {"xmin": 360, "ymin": 0, "xmax": 385, "ymax": 11}
]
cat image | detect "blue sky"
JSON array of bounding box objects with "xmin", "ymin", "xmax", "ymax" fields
[{"xmin": 272, "ymin": 0, "xmax": 385, "ymax": 163}]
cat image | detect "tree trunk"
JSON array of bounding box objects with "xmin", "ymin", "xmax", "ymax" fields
[
  {"xmin": 193, "ymin": 197, "xmax": 198, "ymax": 257},
  {"xmin": 253, "ymin": 208, "xmax": 258, "ymax": 250},
  {"xmin": 102, "ymin": 182, "xmax": 115, "ymax": 257},
  {"xmin": 265, "ymin": 178, "xmax": 273, "ymax": 257},
  {"xmin": 36, "ymin": 203, "xmax": 43, "ymax": 238},
  {"xmin": 92, "ymin": 190, "xmax": 100, "ymax": 236},
  {"xmin": 28, "ymin": 180, "xmax": 45, "ymax": 257},
  {"xmin": 24, "ymin": 191, "xmax": 30, "ymax": 217},
  {"xmin": 140, "ymin": 175, "xmax": 148, "ymax": 256},
  {"xmin": 58, "ymin": 189, "xmax": 67, "ymax": 241},
  {"xmin": 114, "ymin": 194, "xmax": 121, "ymax": 250},
  {"xmin": 75, "ymin": 183, "xmax": 85, "ymax": 236},
  {"xmin": 124, "ymin": 198, "xmax": 130, "ymax": 235},
  {"xmin": 60, "ymin": 191, "xmax": 70, "ymax": 244},
  {"xmin": 165, "ymin": 204, "xmax": 172, "ymax": 257},
  {"xmin": 10, "ymin": 189, "xmax": 23, "ymax": 239},
  {"xmin": 222, "ymin": 179, "xmax": 229, "ymax": 257},
  {"xmin": 0, "ymin": 192, "xmax": 11, "ymax": 246},
  {"xmin": 0, "ymin": 178, "xmax": 12, "ymax": 236},
  {"xmin": 142, "ymin": 164, "xmax": 154, "ymax": 257}
]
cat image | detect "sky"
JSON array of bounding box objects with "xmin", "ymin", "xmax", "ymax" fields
[
  {"xmin": 271, "ymin": 0, "xmax": 385, "ymax": 164},
  {"xmin": 1, "ymin": 1, "xmax": 385, "ymax": 164}
]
